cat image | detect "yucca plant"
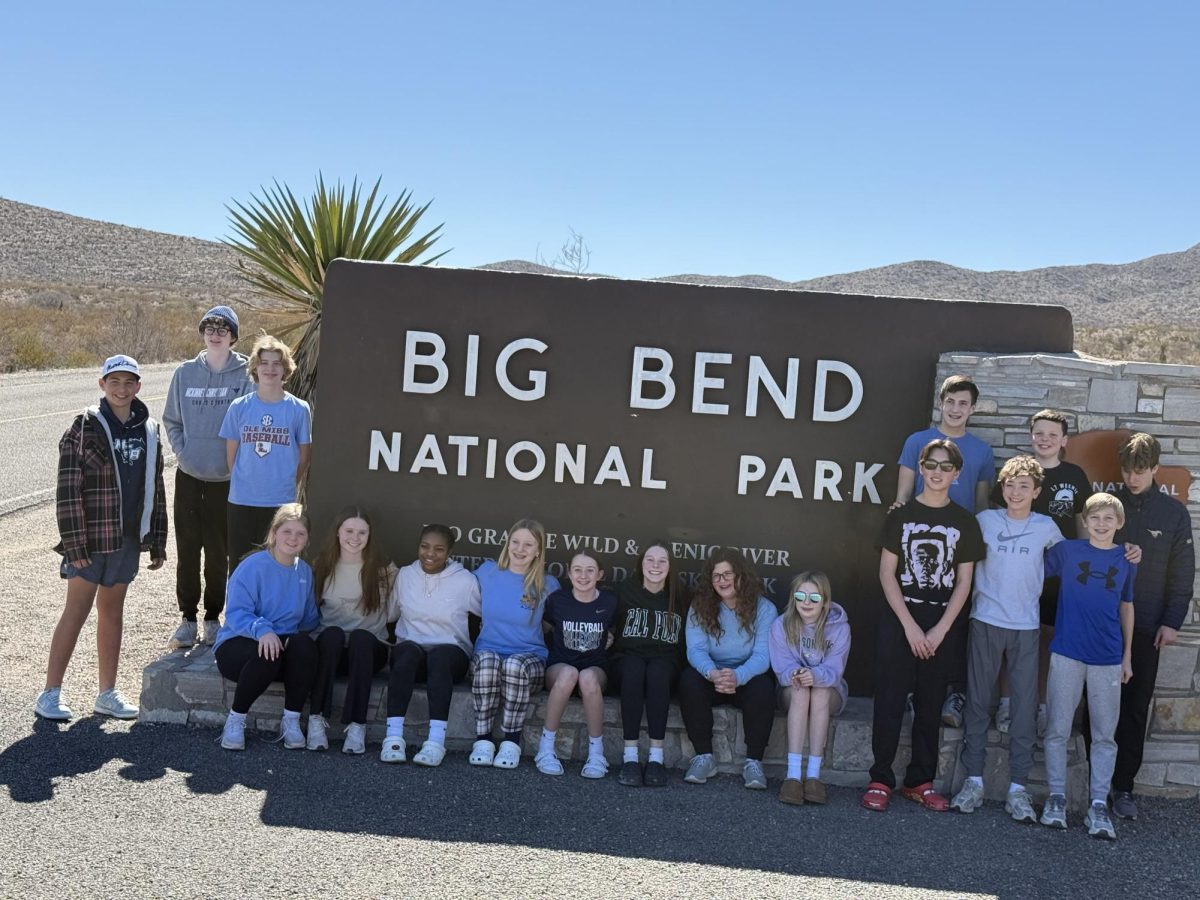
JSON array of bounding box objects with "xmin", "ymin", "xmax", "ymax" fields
[{"xmin": 225, "ymin": 175, "xmax": 446, "ymax": 402}]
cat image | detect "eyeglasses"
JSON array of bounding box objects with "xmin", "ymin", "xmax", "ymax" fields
[
  {"xmin": 711, "ymin": 571, "xmax": 735, "ymax": 583},
  {"xmin": 203, "ymin": 326, "xmax": 231, "ymax": 337},
  {"xmin": 793, "ymin": 592, "xmax": 823, "ymax": 604},
  {"xmin": 920, "ymin": 460, "xmax": 958, "ymax": 472}
]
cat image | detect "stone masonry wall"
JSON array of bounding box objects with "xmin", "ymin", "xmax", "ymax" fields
[{"xmin": 934, "ymin": 351, "xmax": 1200, "ymax": 797}]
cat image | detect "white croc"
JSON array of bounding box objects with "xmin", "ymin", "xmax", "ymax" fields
[
  {"xmin": 535, "ymin": 750, "xmax": 564, "ymax": 776},
  {"xmin": 581, "ymin": 755, "xmax": 609, "ymax": 779},
  {"xmin": 492, "ymin": 740, "xmax": 522, "ymax": 769},
  {"xmin": 412, "ymin": 740, "xmax": 447, "ymax": 767},
  {"xmin": 469, "ymin": 739, "xmax": 496, "ymax": 766},
  {"xmin": 380, "ymin": 736, "xmax": 406, "ymax": 763}
]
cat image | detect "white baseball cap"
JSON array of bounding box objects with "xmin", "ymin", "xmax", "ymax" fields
[{"xmin": 101, "ymin": 354, "xmax": 141, "ymax": 378}]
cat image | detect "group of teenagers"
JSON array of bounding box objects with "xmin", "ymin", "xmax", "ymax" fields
[{"xmin": 36, "ymin": 307, "xmax": 1195, "ymax": 839}]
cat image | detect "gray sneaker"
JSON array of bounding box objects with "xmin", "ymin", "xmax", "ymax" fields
[
  {"xmin": 742, "ymin": 759, "xmax": 767, "ymax": 790},
  {"xmin": 941, "ymin": 692, "xmax": 965, "ymax": 728},
  {"xmin": 1040, "ymin": 793, "xmax": 1068, "ymax": 829},
  {"xmin": 169, "ymin": 620, "xmax": 197, "ymax": 649},
  {"xmin": 1006, "ymin": 788, "xmax": 1038, "ymax": 824},
  {"xmin": 684, "ymin": 753, "xmax": 717, "ymax": 784},
  {"xmin": 1085, "ymin": 802, "xmax": 1117, "ymax": 840},
  {"xmin": 199, "ymin": 619, "xmax": 221, "ymax": 646},
  {"xmin": 94, "ymin": 689, "xmax": 139, "ymax": 719},
  {"xmin": 951, "ymin": 779, "xmax": 985, "ymax": 813},
  {"xmin": 1111, "ymin": 790, "xmax": 1139, "ymax": 820}
]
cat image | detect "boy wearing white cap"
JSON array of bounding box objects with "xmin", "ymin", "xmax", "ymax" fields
[
  {"xmin": 163, "ymin": 306, "xmax": 252, "ymax": 647},
  {"xmin": 36, "ymin": 354, "xmax": 168, "ymax": 721}
]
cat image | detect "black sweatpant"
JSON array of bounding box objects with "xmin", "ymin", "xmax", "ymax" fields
[
  {"xmin": 611, "ymin": 654, "xmax": 679, "ymax": 741},
  {"xmin": 677, "ymin": 666, "xmax": 776, "ymax": 760},
  {"xmin": 174, "ymin": 471, "xmax": 230, "ymax": 621},
  {"xmin": 388, "ymin": 641, "xmax": 470, "ymax": 720},
  {"xmin": 869, "ymin": 607, "xmax": 953, "ymax": 788},
  {"xmin": 215, "ymin": 633, "xmax": 318, "ymax": 714},
  {"xmin": 227, "ymin": 503, "xmax": 279, "ymax": 577},
  {"xmin": 1112, "ymin": 630, "xmax": 1162, "ymax": 793},
  {"xmin": 311, "ymin": 627, "xmax": 390, "ymax": 724}
]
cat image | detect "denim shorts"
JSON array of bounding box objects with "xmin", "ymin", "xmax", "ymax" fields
[{"xmin": 60, "ymin": 537, "xmax": 141, "ymax": 587}]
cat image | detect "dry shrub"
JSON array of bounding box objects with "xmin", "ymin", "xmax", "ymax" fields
[{"xmin": 1075, "ymin": 325, "xmax": 1200, "ymax": 366}]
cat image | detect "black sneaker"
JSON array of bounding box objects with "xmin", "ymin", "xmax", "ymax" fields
[
  {"xmin": 643, "ymin": 761, "xmax": 669, "ymax": 787},
  {"xmin": 618, "ymin": 761, "xmax": 643, "ymax": 786},
  {"xmin": 1111, "ymin": 790, "xmax": 1139, "ymax": 820}
]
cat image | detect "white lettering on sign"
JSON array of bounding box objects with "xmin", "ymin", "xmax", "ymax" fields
[
  {"xmin": 737, "ymin": 455, "xmax": 884, "ymax": 504},
  {"xmin": 402, "ymin": 330, "xmax": 548, "ymax": 401}
]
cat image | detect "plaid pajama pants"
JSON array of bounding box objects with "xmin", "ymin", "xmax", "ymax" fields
[{"xmin": 470, "ymin": 650, "xmax": 546, "ymax": 736}]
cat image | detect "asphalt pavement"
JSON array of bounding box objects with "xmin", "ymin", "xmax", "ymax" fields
[{"xmin": 1, "ymin": 373, "xmax": 1198, "ymax": 898}]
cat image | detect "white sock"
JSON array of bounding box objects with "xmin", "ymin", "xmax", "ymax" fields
[
  {"xmin": 227, "ymin": 711, "xmax": 246, "ymax": 725},
  {"xmin": 806, "ymin": 755, "xmax": 823, "ymax": 779},
  {"xmin": 1009, "ymin": 782, "xmax": 1025, "ymax": 794},
  {"xmin": 387, "ymin": 716, "xmax": 405, "ymax": 739},
  {"xmin": 588, "ymin": 735, "xmax": 604, "ymax": 758},
  {"xmin": 787, "ymin": 752, "xmax": 803, "ymax": 780},
  {"xmin": 428, "ymin": 720, "xmax": 447, "ymax": 746},
  {"xmin": 623, "ymin": 745, "xmax": 639, "ymax": 763},
  {"xmin": 967, "ymin": 775, "xmax": 984, "ymax": 788},
  {"xmin": 539, "ymin": 728, "xmax": 556, "ymax": 755},
  {"xmin": 648, "ymin": 746, "xmax": 664, "ymax": 764}
]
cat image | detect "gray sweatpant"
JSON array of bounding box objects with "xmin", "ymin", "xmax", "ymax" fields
[
  {"xmin": 1044, "ymin": 652, "xmax": 1121, "ymax": 802},
  {"xmin": 961, "ymin": 619, "xmax": 1039, "ymax": 782}
]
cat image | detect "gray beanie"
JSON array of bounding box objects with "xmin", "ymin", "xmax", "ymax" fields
[{"xmin": 199, "ymin": 305, "xmax": 240, "ymax": 341}]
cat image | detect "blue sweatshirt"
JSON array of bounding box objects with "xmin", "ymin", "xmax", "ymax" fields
[
  {"xmin": 686, "ymin": 598, "xmax": 777, "ymax": 686},
  {"xmin": 473, "ymin": 560, "xmax": 560, "ymax": 659},
  {"xmin": 212, "ymin": 550, "xmax": 320, "ymax": 652}
]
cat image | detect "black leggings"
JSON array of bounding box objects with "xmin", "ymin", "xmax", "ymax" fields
[
  {"xmin": 388, "ymin": 641, "xmax": 470, "ymax": 720},
  {"xmin": 677, "ymin": 666, "xmax": 776, "ymax": 760},
  {"xmin": 215, "ymin": 634, "xmax": 318, "ymax": 714},
  {"xmin": 611, "ymin": 655, "xmax": 679, "ymax": 741},
  {"xmin": 311, "ymin": 627, "xmax": 389, "ymax": 724}
]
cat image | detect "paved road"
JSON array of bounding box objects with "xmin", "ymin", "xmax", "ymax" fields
[
  {"xmin": 2, "ymin": 482, "xmax": 1200, "ymax": 898},
  {"xmin": 0, "ymin": 363, "xmax": 174, "ymax": 515}
]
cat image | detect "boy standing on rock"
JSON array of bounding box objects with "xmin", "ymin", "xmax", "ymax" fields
[
  {"xmin": 163, "ymin": 306, "xmax": 251, "ymax": 648},
  {"xmin": 36, "ymin": 354, "xmax": 168, "ymax": 721}
]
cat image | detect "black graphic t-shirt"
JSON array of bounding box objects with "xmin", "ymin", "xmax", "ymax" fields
[
  {"xmin": 991, "ymin": 460, "xmax": 1092, "ymax": 539},
  {"xmin": 879, "ymin": 498, "xmax": 986, "ymax": 608},
  {"xmin": 544, "ymin": 588, "xmax": 618, "ymax": 669}
]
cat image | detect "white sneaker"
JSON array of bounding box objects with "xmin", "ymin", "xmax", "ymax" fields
[
  {"xmin": 306, "ymin": 714, "xmax": 329, "ymax": 751},
  {"xmin": 535, "ymin": 749, "xmax": 564, "ymax": 775},
  {"xmin": 94, "ymin": 689, "xmax": 139, "ymax": 720},
  {"xmin": 169, "ymin": 620, "xmax": 197, "ymax": 649},
  {"xmin": 412, "ymin": 740, "xmax": 446, "ymax": 767},
  {"xmin": 469, "ymin": 739, "xmax": 496, "ymax": 766},
  {"xmin": 995, "ymin": 700, "xmax": 1011, "ymax": 734},
  {"xmin": 278, "ymin": 715, "xmax": 305, "ymax": 749},
  {"xmin": 951, "ymin": 779, "xmax": 985, "ymax": 813},
  {"xmin": 221, "ymin": 714, "xmax": 246, "ymax": 751},
  {"xmin": 35, "ymin": 687, "xmax": 73, "ymax": 721},
  {"xmin": 342, "ymin": 723, "xmax": 366, "ymax": 755},
  {"xmin": 1006, "ymin": 788, "xmax": 1038, "ymax": 824},
  {"xmin": 493, "ymin": 740, "xmax": 522, "ymax": 769},
  {"xmin": 380, "ymin": 736, "xmax": 407, "ymax": 763},
  {"xmin": 199, "ymin": 619, "xmax": 221, "ymax": 646}
]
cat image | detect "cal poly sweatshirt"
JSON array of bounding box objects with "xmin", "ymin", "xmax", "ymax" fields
[{"xmin": 163, "ymin": 350, "xmax": 252, "ymax": 480}]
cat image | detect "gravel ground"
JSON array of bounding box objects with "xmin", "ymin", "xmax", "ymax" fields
[{"xmin": 2, "ymin": 475, "xmax": 1199, "ymax": 899}]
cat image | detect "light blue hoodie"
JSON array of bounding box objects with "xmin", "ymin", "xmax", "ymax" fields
[
  {"xmin": 686, "ymin": 597, "xmax": 777, "ymax": 686},
  {"xmin": 212, "ymin": 550, "xmax": 320, "ymax": 651}
]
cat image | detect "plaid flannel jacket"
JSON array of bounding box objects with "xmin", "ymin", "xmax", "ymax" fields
[{"xmin": 54, "ymin": 404, "xmax": 168, "ymax": 565}]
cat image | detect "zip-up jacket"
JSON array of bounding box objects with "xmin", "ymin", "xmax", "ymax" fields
[
  {"xmin": 54, "ymin": 398, "xmax": 168, "ymax": 565},
  {"xmin": 1115, "ymin": 482, "xmax": 1195, "ymax": 633}
]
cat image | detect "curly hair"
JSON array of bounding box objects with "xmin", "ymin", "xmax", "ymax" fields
[
  {"xmin": 998, "ymin": 455, "xmax": 1045, "ymax": 488},
  {"xmin": 690, "ymin": 548, "xmax": 763, "ymax": 639}
]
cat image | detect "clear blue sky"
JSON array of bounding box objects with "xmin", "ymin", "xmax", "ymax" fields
[{"xmin": 2, "ymin": 1, "xmax": 1196, "ymax": 280}]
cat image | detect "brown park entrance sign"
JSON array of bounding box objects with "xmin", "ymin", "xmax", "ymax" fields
[
  {"xmin": 1066, "ymin": 429, "xmax": 1192, "ymax": 501},
  {"xmin": 309, "ymin": 261, "xmax": 1073, "ymax": 693}
]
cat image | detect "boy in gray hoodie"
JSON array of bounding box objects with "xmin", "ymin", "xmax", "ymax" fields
[{"xmin": 163, "ymin": 306, "xmax": 252, "ymax": 647}]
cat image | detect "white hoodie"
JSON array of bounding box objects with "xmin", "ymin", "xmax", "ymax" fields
[{"xmin": 391, "ymin": 559, "xmax": 482, "ymax": 654}]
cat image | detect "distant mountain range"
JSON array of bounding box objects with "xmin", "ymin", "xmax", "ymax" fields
[{"xmin": 3, "ymin": 197, "xmax": 1198, "ymax": 326}]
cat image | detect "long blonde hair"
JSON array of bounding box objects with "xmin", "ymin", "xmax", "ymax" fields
[
  {"xmin": 497, "ymin": 518, "xmax": 549, "ymax": 610},
  {"xmin": 783, "ymin": 571, "xmax": 833, "ymax": 658}
]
